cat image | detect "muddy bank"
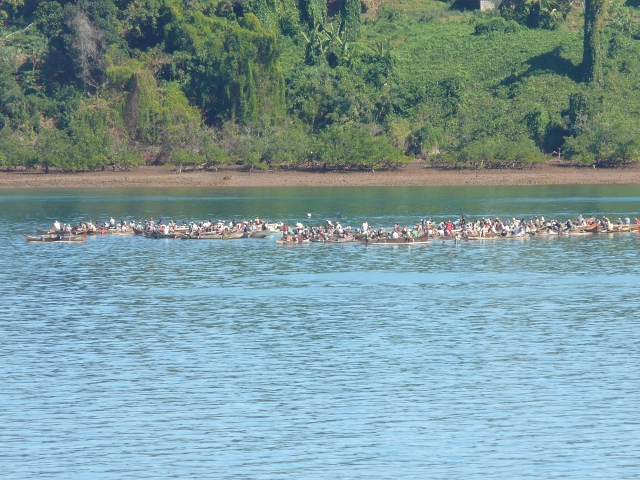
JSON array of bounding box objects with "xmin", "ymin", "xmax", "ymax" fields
[{"xmin": 2, "ymin": 162, "xmax": 640, "ymax": 189}]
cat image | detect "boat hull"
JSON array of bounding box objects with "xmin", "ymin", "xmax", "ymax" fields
[{"xmin": 24, "ymin": 233, "xmax": 87, "ymax": 242}]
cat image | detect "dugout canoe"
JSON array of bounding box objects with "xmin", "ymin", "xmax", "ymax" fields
[
  {"xmin": 24, "ymin": 232, "xmax": 88, "ymax": 243},
  {"xmin": 243, "ymin": 230, "xmax": 272, "ymax": 238},
  {"xmin": 359, "ymin": 233, "xmax": 429, "ymax": 245},
  {"xmin": 180, "ymin": 231, "xmax": 245, "ymax": 240}
]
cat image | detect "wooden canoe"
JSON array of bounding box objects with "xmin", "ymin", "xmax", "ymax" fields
[
  {"xmin": 360, "ymin": 233, "xmax": 429, "ymax": 244},
  {"xmin": 24, "ymin": 232, "xmax": 87, "ymax": 242},
  {"xmin": 180, "ymin": 231, "xmax": 244, "ymax": 240},
  {"xmin": 243, "ymin": 230, "xmax": 272, "ymax": 238},
  {"xmin": 276, "ymin": 237, "xmax": 310, "ymax": 245}
]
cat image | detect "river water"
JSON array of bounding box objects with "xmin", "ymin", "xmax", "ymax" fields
[{"xmin": 1, "ymin": 185, "xmax": 639, "ymax": 479}]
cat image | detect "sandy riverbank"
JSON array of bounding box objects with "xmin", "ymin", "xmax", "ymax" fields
[{"xmin": 2, "ymin": 162, "xmax": 640, "ymax": 189}]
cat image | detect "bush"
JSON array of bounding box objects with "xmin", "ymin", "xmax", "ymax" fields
[
  {"xmin": 564, "ymin": 113, "xmax": 640, "ymax": 167},
  {"xmin": 475, "ymin": 17, "xmax": 520, "ymax": 35},
  {"xmin": 435, "ymin": 134, "xmax": 545, "ymax": 169}
]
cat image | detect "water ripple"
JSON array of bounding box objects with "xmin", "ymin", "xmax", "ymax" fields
[{"xmin": 1, "ymin": 188, "xmax": 640, "ymax": 479}]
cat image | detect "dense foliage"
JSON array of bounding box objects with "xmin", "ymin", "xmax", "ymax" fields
[{"xmin": 1, "ymin": 0, "xmax": 640, "ymax": 172}]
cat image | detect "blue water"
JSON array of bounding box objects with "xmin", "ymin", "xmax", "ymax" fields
[{"xmin": 1, "ymin": 186, "xmax": 640, "ymax": 479}]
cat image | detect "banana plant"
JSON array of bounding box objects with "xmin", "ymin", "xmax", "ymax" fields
[{"xmin": 301, "ymin": 21, "xmax": 352, "ymax": 66}]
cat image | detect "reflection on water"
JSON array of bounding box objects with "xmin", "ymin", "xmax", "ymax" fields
[{"xmin": 1, "ymin": 186, "xmax": 640, "ymax": 479}]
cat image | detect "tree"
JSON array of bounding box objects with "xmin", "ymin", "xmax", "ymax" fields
[
  {"xmin": 0, "ymin": 0, "xmax": 24, "ymax": 24},
  {"xmin": 582, "ymin": 0, "xmax": 605, "ymax": 83},
  {"xmin": 171, "ymin": 147, "xmax": 205, "ymax": 173},
  {"xmin": 157, "ymin": 83, "xmax": 203, "ymax": 162},
  {"xmin": 564, "ymin": 112, "xmax": 640, "ymax": 167},
  {"xmin": 340, "ymin": 0, "xmax": 361, "ymax": 42},
  {"xmin": 0, "ymin": 131, "xmax": 34, "ymax": 168},
  {"xmin": 318, "ymin": 124, "xmax": 408, "ymax": 171},
  {"xmin": 0, "ymin": 61, "xmax": 25, "ymax": 127},
  {"xmin": 66, "ymin": 11, "xmax": 107, "ymax": 93},
  {"xmin": 201, "ymin": 132, "xmax": 230, "ymax": 170},
  {"xmin": 300, "ymin": 0, "xmax": 326, "ymax": 30},
  {"xmin": 36, "ymin": 127, "xmax": 74, "ymax": 173}
]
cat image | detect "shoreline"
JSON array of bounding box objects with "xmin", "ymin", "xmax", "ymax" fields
[{"xmin": 2, "ymin": 162, "xmax": 640, "ymax": 189}]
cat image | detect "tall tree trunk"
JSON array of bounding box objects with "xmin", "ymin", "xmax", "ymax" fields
[{"xmin": 582, "ymin": 0, "xmax": 604, "ymax": 83}]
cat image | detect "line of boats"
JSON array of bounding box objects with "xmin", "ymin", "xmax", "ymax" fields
[{"xmin": 24, "ymin": 215, "xmax": 640, "ymax": 244}]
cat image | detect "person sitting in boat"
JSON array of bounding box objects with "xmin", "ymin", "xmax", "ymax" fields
[
  {"xmin": 392, "ymin": 230, "xmax": 399, "ymax": 239},
  {"xmin": 625, "ymin": 217, "xmax": 631, "ymax": 225},
  {"xmin": 53, "ymin": 220, "xmax": 61, "ymax": 231},
  {"xmin": 110, "ymin": 217, "xmax": 115, "ymax": 228},
  {"xmin": 445, "ymin": 220, "xmax": 453, "ymax": 233},
  {"xmin": 604, "ymin": 217, "xmax": 613, "ymax": 232}
]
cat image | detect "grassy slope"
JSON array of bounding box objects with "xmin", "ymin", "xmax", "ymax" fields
[{"xmin": 354, "ymin": 0, "xmax": 640, "ymax": 157}]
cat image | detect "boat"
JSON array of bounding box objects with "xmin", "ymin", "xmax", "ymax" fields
[
  {"xmin": 276, "ymin": 235, "xmax": 310, "ymax": 245},
  {"xmin": 313, "ymin": 235, "xmax": 356, "ymax": 243},
  {"xmin": 35, "ymin": 225, "xmax": 55, "ymax": 235},
  {"xmin": 466, "ymin": 234, "xmax": 501, "ymax": 240},
  {"xmin": 581, "ymin": 224, "xmax": 599, "ymax": 233},
  {"xmin": 144, "ymin": 230, "xmax": 182, "ymax": 239},
  {"xmin": 180, "ymin": 231, "xmax": 245, "ymax": 240},
  {"xmin": 243, "ymin": 230, "xmax": 272, "ymax": 238},
  {"xmin": 100, "ymin": 227, "xmax": 134, "ymax": 235},
  {"xmin": 24, "ymin": 232, "xmax": 88, "ymax": 243},
  {"xmin": 360, "ymin": 233, "xmax": 429, "ymax": 245},
  {"xmin": 425, "ymin": 233, "xmax": 457, "ymax": 241}
]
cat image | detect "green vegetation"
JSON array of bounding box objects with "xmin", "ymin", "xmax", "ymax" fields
[{"xmin": 1, "ymin": 0, "xmax": 640, "ymax": 172}]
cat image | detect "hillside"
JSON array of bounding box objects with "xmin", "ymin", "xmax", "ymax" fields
[{"xmin": 1, "ymin": 0, "xmax": 640, "ymax": 172}]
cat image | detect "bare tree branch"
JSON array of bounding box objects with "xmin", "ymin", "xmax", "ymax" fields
[{"xmin": 68, "ymin": 12, "xmax": 106, "ymax": 92}]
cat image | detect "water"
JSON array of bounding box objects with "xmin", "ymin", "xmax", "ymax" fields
[{"xmin": 1, "ymin": 185, "xmax": 640, "ymax": 479}]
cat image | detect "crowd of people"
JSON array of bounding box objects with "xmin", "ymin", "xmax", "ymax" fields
[{"xmin": 43, "ymin": 212, "xmax": 640, "ymax": 243}]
